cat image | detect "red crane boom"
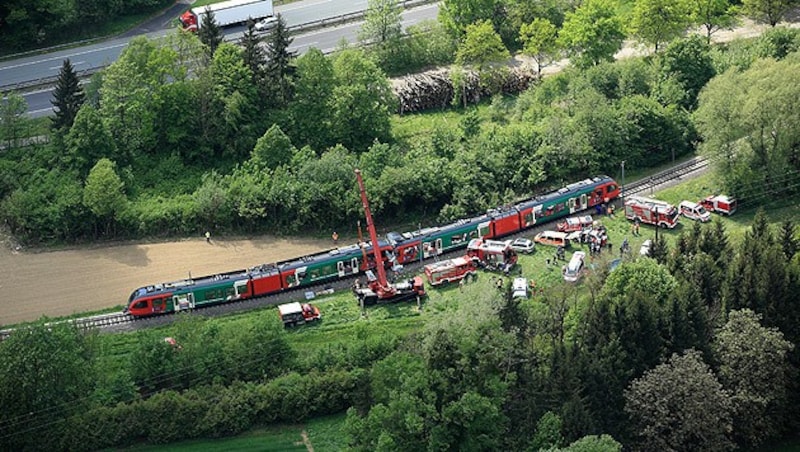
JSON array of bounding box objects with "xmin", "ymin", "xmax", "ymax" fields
[{"xmin": 355, "ymin": 169, "xmax": 393, "ymax": 294}]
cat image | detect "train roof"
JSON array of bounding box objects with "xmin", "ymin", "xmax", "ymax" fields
[
  {"xmin": 517, "ymin": 176, "xmax": 614, "ymax": 210},
  {"xmin": 277, "ymin": 239, "xmax": 390, "ymax": 271},
  {"xmin": 388, "ymin": 215, "xmax": 488, "ymax": 245},
  {"xmin": 133, "ymin": 267, "xmax": 250, "ymax": 298},
  {"xmin": 425, "ymin": 256, "xmax": 470, "ymax": 272}
]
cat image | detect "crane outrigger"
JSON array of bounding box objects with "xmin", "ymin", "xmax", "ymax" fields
[{"xmin": 353, "ymin": 169, "xmax": 425, "ymax": 305}]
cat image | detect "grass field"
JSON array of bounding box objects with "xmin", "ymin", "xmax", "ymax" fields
[{"xmin": 126, "ymin": 413, "xmax": 347, "ymax": 451}]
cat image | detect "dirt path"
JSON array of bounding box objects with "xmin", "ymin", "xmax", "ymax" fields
[{"xmin": 0, "ymin": 236, "xmax": 330, "ymax": 325}]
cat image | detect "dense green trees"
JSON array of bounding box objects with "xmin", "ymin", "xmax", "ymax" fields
[
  {"xmin": 558, "ymin": 0, "xmax": 625, "ymax": 68},
  {"xmin": 624, "ymin": 350, "xmax": 734, "ymax": 452},
  {"xmin": 695, "ymin": 53, "xmax": 800, "ymax": 198},
  {"xmin": 629, "ymin": 0, "xmax": 692, "ymax": 52}
]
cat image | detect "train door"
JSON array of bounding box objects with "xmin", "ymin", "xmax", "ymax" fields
[
  {"xmin": 234, "ymin": 280, "xmax": 249, "ymax": 299},
  {"xmin": 435, "ymin": 238, "xmax": 443, "ymax": 254},
  {"xmin": 579, "ymin": 194, "xmax": 587, "ymax": 211},
  {"xmin": 351, "ymin": 257, "xmax": 359, "ymax": 274},
  {"xmin": 152, "ymin": 297, "xmax": 165, "ymax": 314},
  {"xmin": 337, "ymin": 261, "xmax": 346, "ymax": 277},
  {"xmin": 478, "ymin": 221, "xmax": 492, "ymax": 238},
  {"xmin": 172, "ymin": 293, "xmax": 195, "ymax": 311},
  {"xmin": 568, "ymin": 198, "xmax": 577, "ymax": 214}
]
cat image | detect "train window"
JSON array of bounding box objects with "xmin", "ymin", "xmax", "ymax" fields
[
  {"xmin": 153, "ymin": 298, "xmax": 163, "ymax": 307},
  {"xmin": 607, "ymin": 185, "xmax": 617, "ymax": 193},
  {"xmin": 133, "ymin": 300, "xmax": 148, "ymax": 309}
]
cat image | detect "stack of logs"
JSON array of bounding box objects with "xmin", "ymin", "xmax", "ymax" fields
[{"xmin": 392, "ymin": 67, "xmax": 536, "ymax": 114}]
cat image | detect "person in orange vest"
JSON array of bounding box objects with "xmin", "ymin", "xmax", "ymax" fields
[{"xmin": 332, "ymin": 231, "xmax": 339, "ymax": 244}]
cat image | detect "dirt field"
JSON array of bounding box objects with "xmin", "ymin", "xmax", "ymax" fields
[{"xmin": 0, "ymin": 236, "xmax": 331, "ymax": 325}]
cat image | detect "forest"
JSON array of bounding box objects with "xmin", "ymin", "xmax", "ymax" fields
[
  {"xmin": 2, "ymin": 0, "xmax": 800, "ymax": 245},
  {"xmin": 2, "ymin": 0, "xmax": 800, "ymax": 450}
]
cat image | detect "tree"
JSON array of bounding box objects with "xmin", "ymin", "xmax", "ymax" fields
[
  {"xmin": 330, "ymin": 49, "xmax": 394, "ymax": 152},
  {"xmin": 0, "ymin": 323, "xmax": 96, "ymax": 450},
  {"xmin": 456, "ymin": 20, "xmax": 510, "ymax": 71},
  {"xmin": 65, "ymin": 104, "xmax": 117, "ymax": 177},
  {"xmin": 558, "ymin": 0, "xmax": 626, "ymax": 68},
  {"xmin": 714, "ymin": 309, "xmax": 794, "ymax": 448},
  {"xmin": 289, "ymin": 48, "xmax": 335, "ymax": 152},
  {"xmin": 629, "ymin": 0, "xmax": 692, "ymax": 52},
  {"xmin": 695, "ymin": 57, "xmax": 800, "ymax": 196},
  {"xmin": 83, "ymin": 158, "xmax": 127, "ymax": 236},
  {"xmin": 198, "ymin": 7, "xmax": 223, "ymax": 56},
  {"xmin": 240, "ymin": 19, "xmax": 266, "ymax": 87},
  {"xmin": 439, "ymin": 0, "xmax": 503, "ymax": 37},
  {"xmin": 690, "ymin": 0, "xmax": 738, "ymax": 43},
  {"xmin": 456, "ymin": 20, "xmax": 510, "ymax": 95},
  {"xmin": 0, "ymin": 92, "xmax": 29, "ymax": 150},
  {"xmin": 779, "ymin": 219, "xmax": 798, "ymax": 260},
  {"xmin": 556, "ymin": 434, "xmax": 622, "ymax": 452},
  {"xmin": 742, "ymin": 0, "xmax": 800, "ymax": 26},
  {"xmin": 519, "ymin": 18, "xmax": 559, "ymax": 78},
  {"xmin": 625, "ymin": 350, "xmax": 734, "ymax": 452},
  {"xmin": 265, "ymin": 14, "xmax": 296, "ymax": 107},
  {"xmin": 51, "ymin": 58, "xmax": 85, "ymax": 131},
  {"xmin": 359, "ymin": 0, "xmax": 402, "ymax": 47},
  {"xmin": 532, "ymin": 411, "xmax": 564, "ymax": 450},
  {"xmin": 658, "ymin": 36, "xmax": 716, "ymax": 109},
  {"xmin": 251, "ymin": 124, "xmax": 296, "ymax": 170}
]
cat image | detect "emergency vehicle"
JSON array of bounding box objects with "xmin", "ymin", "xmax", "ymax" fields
[
  {"xmin": 278, "ymin": 302, "xmax": 321, "ymax": 327},
  {"xmin": 556, "ymin": 215, "xmax": 594, "ymax": 233},
  {"xmin": 466, "ymin": 238, "xmax": 518, "ymax": 273},
  {"xmin": 699, "ymin": 195, "xmax": 737, "ymax": 216},
  {"xmin": 624, "ymin": 196, "xmax": 680, "ymax": 228},
  {"xmin": 679, "ymin": 201, "xmax": 711, "ymax": 222},
  {"xmin": 424, "ymin": 257, "xmax": 478, "ymax": 286}
]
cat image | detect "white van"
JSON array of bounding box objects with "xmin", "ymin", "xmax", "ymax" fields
[
  {"xmin": 679, "ymin": 201, "xmax": 711, "ymax": 222},
  {"xmin": 563, "ymin": 251, "xmax": 586, "ymax": 282}
]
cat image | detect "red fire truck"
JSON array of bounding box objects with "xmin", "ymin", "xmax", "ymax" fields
[
  {"xmin": 424, "ymin": 257, "xmax": 478, "ymax": 286},
  {"xmin": 466, "ymin": 238, "xmax": 518, "ymax": 273},
  {"xmin": 624, "ymin": 196, "xmax": 680, "ymax": 228},
  {"xmin": 699, "ymin": 195, "xmax": 737, "ymax": 216}
]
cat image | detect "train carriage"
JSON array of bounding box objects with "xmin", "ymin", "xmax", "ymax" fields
[
  {"xmin": 126, "ymin": 269, "xmax": 251, "ymax": 316},
  {"xmin": 279, "ymin": 241, "xmax": 393, "ymax": 288}
]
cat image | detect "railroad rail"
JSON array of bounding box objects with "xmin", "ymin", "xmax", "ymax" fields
[{"xmin": 0, "ymin": 156, "xmax": 711, "ymax": 338}]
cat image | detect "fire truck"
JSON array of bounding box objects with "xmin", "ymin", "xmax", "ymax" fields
[
  {"xmin": 699, "ymin": 195, "xmax": 737, "ymax": 216},
  {"xmin": 466, "ymin": 238, "xmax": 518, "ymax": 273},
  {"xmin": 624, "ymin": 196, "xmax": 680, "ymax": 228},
  {"xmin": 424, "ymin": 257, "xmax": 478, "ymax": 286}
]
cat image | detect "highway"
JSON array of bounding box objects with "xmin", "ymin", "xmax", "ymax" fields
[{"xmin": 0, "ymin": 1, "xmax": 439, "ymax": 117}]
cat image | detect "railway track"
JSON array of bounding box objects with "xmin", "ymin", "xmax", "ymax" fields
[{"xmin": 0, "ymin": 156, "xmax": 711, "ymax": 338}]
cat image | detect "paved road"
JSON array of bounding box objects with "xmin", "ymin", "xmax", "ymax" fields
[{"xmin": 20, "ymin": 3, "xmax": 438, "ymax": 117}]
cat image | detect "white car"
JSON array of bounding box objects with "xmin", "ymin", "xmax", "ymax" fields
[
  {"xmin": 640, "ymin": 239, "xmax": 652, "ymax": 256},
  {"xmin": 508, "ymin": 238, "xmax": 535, "ymax": 254},
  {"xmin": 679, "ymin": 201, "xmax": 711, "ymax": 222},
  {"xmin": 512, "ymin": 277, "xmax": 529, "ymax": 299},
  {"xmin": 563, "ymin": 251, "xmax": 586, "ymax": 282},
  {"xmin": 254, "ymin": 16, "xmax": 278, "ymax": 32}
]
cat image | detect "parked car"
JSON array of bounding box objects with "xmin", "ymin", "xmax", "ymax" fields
[
  {"xmin": 534, "ymin": 230, "xmax": 570, "ymax": 248},
  {"xmin": 508, "ymin": 238, "xmax": 535, "ymax": 254},
  {"xmin": 640, "ymin": 239, "xmax": 652, "ymax": 256},
  {"xmin": 563, "ymin": 251, "xmax": 586, "ymax": 282},
  {"xmin": 679, "ymin": 201, "xmax": 711, "ymax": 222},
  {"xmin": 512, "ymin": 277, "xmax": 529, "ymax": 299}
]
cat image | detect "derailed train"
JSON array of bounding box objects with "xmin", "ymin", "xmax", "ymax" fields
[{"xmin": 125, "ymin": 175, "xmax": 620, "ymax": 316}]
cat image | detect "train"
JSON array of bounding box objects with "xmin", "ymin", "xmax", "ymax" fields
[{"xmin": 125, "ymin": 175, "xmax": 620, "ymax": 317}]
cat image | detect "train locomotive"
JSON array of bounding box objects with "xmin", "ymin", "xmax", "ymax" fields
[{"xmin": 125, "ymin": 175, "xmax": 620, "ymax": 317}]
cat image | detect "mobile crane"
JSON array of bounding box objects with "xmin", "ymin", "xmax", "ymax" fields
[{"xmin": 353, "ymin": 169, "xmax": 425, "ymax": 306}]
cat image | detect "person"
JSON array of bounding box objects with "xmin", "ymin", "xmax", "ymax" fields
[
  {"xmin": 496, "ymin": 278, "xmax": 504, "ymax": 291},
  {"xmin": 332, "ymin": 231, "xmax": 339, "ymax": 244},
  {"xmin": 205, "ymin": 231, "xmax": 211, "ymax": 243},
  {"xmin": 459, "ymin": 277, "xmax": 465, "ymax": 292},
  {"xmin": 608, "ymin": 204, "xmax": 615, "ymax": 217}
]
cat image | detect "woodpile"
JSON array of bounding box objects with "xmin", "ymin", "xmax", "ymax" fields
[{"xmin": 392, "ymin": 67, "xmax": 536, "ymax": 114}]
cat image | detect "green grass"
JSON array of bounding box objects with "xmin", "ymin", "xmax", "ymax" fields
[{"xmin": 123, "ymin": 413, "xmax": 348, "ymax": 451}]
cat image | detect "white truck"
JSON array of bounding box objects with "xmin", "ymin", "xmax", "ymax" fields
[{"xmin": 180, "ymin": 0, "xmax": 274, "ymax": 32}]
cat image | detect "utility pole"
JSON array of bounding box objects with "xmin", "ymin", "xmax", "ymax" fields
[{"xmin": 621, "ymin": 161, "xmax": 626, "ymax": 205}]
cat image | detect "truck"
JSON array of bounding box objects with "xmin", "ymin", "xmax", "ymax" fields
[
  {"xmin": 624, "ymin": 195, "xmax": 680, "ymax": 228},
  {"xmin": 424, "ymin": 257, "xmax": 478, "ymax": 286},
  {"xmin": 699, "ymin": 195, "xmax": 737, "ymax": 216},
  {"xmin": 179, "ymin": 0, "xmax": 274, "ymax": 32},
  {"xmin": 277, "ymin": 302, "xmax": 321, "ymax": 327}
]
